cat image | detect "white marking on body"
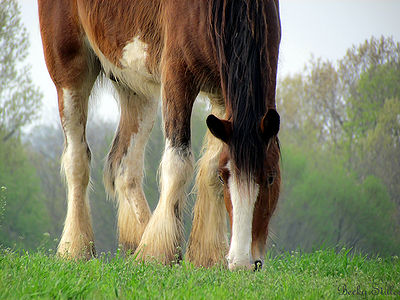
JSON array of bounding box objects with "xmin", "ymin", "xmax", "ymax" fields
[
  {"xmin": 226, "ymin": 162, "xmax": 259, "ymax": 270},
  {"xmin": 120, "ymin": 37, "xmax": 148, "ymax": 71},
  {"xmin": 86, "ymin": 36, "xmax": 160, "ymax": 98}
]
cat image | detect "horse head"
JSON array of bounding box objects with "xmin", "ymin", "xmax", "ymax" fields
[{"xmin": 207, "ymin": 109, "xmax": 281, "ymax": 270}]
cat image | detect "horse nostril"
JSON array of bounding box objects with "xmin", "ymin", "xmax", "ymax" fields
[{"xmin": 254, "ymin": 260, "xmax": 263, "ymax": 271}]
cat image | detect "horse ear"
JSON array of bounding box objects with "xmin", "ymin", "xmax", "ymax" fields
[
  {"xmin": 260, "ymin": 109, "xmax": 280, "ymax": 141},
  {"xmin": 206, "ymin": 114, "xmax": 232, "ymax": 144}
]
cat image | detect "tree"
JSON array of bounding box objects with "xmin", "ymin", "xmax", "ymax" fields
[
  {"xmin": 338, "ymin": 36, "xmax": 400, "ymax": 104},
  {"xmin": 26, "ymin": 123, "xmax": 66, "ymax": 240},
  {"xmin": 0, "ymin": 186, "xmax": 5, "ymax": 227},
  {"xmin": 274, "ymin": 36, "xmax": 400, "ymax": 256},
  {"xmin": 276, "ymin": 57, "xmax": 346, "ymax": 152},
  {"xmin": 360, "ymin": 98, "xmax": 400, "ymax": 207},
  {"xmin": 0, "ymin": 0, "xmax": 42, "ymax": 141},
  {"xmin": 342, "ymin": 59, "xmax": 400, "ymax": 209},
  {"xmin": 271, "ymin": 145, "xmax": 400, "ymax": 256},
  {"xmin": 339, "ymin": 37, "xmax": 400, "ymax": 168},
  {"xmin": 276, "ymin": 73, "xmax": 309, "ymax": 147},
  {"xmin": 0, "ymin": 138, "xmax": 51, "ymax": 250},
  {"xmin": 306, "ymin": 58, "xmax": 345, "ymax": 147},
  {"xmin": 277, "ymin": 37, "xmax": 400, "ymax": 155},
  {"xmin": 0, "ymin": 0, "xmax": 51, "ymax": 250}
]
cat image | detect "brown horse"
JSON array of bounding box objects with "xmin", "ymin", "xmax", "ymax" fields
[{"xmin": 38, "ymin": 0, "xmax": 281, "ymax": 270}]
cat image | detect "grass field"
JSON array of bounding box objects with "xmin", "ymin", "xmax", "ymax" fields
[{"xmin": 0, "ymin": 248, "xmax": 399, "ymax": 299}]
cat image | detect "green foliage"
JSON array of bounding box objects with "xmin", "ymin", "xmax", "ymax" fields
[
  {"xmin": 0, "ymin": 0, "xmax": 42, "ymax": 141},
  {"xmin": 275, "ymin": 36, "xmax": 400, "ymax": 256},
  {"xmin": 338, "ymin": 36, "xmax": 400, "ymax": 100},
  {"xmin": 346, "ymin": 64, "xmax": 400, "ymax": 206},
  {"xmin": 0, "ymin": 186, "xmax": 5, "ymax": 227},
  {"xmin": 360, "ymin": 98, "xmax": 400, "ymax": 203},
  {"xmin": 345, "ymin": 63, "xmax": 400, "ymax": 145},
  {"xmin": 26, "ymin": 123, "xmax": 65, "ymax": 241},
  {"xmin": 0, "ymin": 0, "xmax": 49, "ymax": 251},
  {"xmin": 0, "ymin": 249, "xmax": 399, "ymax": 299},
  {"xmin": 0, "ymin": 134, "xmax": 51, "ymax": 250},
  {"xmin": 277, "ymin": 57, "xmax": 344, "ymax": 149},
  {"xmin": 272, "ymin": 146, "xmax": 400, "ymax": 256}
]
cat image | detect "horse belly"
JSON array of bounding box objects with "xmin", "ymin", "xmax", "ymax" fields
[{"xmin": 89, "ymin": 37, "xmax": 161, "ymax": 99}]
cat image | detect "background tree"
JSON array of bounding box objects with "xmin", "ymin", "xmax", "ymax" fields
[
  {"xmin": 271, "ymin": 146, "xmax": 399, "ymax": 256},
  {"xmin": 340, "ymin": 39, "xmax": 400, "ymax": 211},
  {"xmin": 359, "ymin": 97, "xmax": 400, "ymax": 209},
  {"xmin": 0, "ymin": 186, "xmax": 5, "ymax": 228},
  {"xmin": 273, "ymin": 36, "xmax": 400, "ymax": 255},
  {"xmin": 0, "ymin": 0, "xmax": 42, "ymax": 141},
  {"xmin": 0, "ymin": 138, "xmax": 51, "ymax": 250},
  {"xmin": 339, "ymin": 37, "xmax": 400, "ymax": 168},
  {"xmin": 0, "ymin": 0, "xmax": 50, "ymax": 250}
]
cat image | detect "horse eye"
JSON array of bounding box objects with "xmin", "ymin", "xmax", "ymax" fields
[
  {"xmin": 268, "ymin": 176, "xmax": 275, "ymax": 186},
  {"xmin": 218, "ymin": 175, "xmax": 224, "ymax": 185}
]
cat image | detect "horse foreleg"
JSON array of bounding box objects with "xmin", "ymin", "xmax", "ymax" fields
[
  {"xmin": 135, "ymin": 60, "xmax": 197, "ymax": 264},
  {"xmin": 186, "ymin": 104, "xmax": 228, "ymax": 267}
]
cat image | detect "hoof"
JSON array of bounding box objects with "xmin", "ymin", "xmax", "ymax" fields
[
  {"xmin": 57, "ymin": 240, "xmax": 96, "ymax": 260},
  {"xmin": 254, "ymin": 260, "xmax": 263, "ymax": 271}
]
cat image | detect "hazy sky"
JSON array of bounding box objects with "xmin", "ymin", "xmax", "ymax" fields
[{"xmin": 19, "ymin": 0, "xmax": 400, "ymax": 123}]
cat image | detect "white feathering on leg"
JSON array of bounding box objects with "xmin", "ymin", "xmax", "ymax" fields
[{"xmin": 136, "ymin": 140, "xmax": 194, "ymax": 263}]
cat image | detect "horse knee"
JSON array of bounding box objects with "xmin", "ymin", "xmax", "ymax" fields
[{"xmin": 159, "ymin": 141, "xmax": 194, "ymax": 203}]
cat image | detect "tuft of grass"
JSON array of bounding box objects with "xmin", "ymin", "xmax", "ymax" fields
[{"xmin": 0, "ymin": 248, "xmax": 399, "ymax": 299}]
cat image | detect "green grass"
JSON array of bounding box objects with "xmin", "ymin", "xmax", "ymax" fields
[{"xmin": 0, "ymin": 248, "xmax": 399, "ymax": 299}]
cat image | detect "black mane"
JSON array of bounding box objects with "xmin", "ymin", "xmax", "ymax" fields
[{"xmin": 210, "ymin": 0, "xmax": 271, "ymax": 178}]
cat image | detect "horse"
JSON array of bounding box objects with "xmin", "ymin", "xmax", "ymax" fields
[{"xmin": 38, "ymin": 0, "xmax": 281, "ymax": 270}]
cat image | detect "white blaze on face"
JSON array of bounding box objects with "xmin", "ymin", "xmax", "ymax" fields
[{"xmin": 226, "ymin": 162, "xmax": 260, "ymax": 270}]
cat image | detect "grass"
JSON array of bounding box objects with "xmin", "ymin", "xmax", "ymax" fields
[{"xmin": 0, "ymin": 248, "xmax": 399, "ymax": 299}]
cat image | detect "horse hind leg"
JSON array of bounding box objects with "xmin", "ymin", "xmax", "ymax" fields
[
  {"xmin": 104, "ymin": 85, "xmax": 156, "ymax": 253},
  {"xmin": 186, "ymin": 103, "xmax": 228, "ymax": 267}
]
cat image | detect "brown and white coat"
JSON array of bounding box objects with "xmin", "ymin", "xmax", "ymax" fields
[{"xmin": 38, "ymin": 0, "xmax": 281, "ymax": 270}]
